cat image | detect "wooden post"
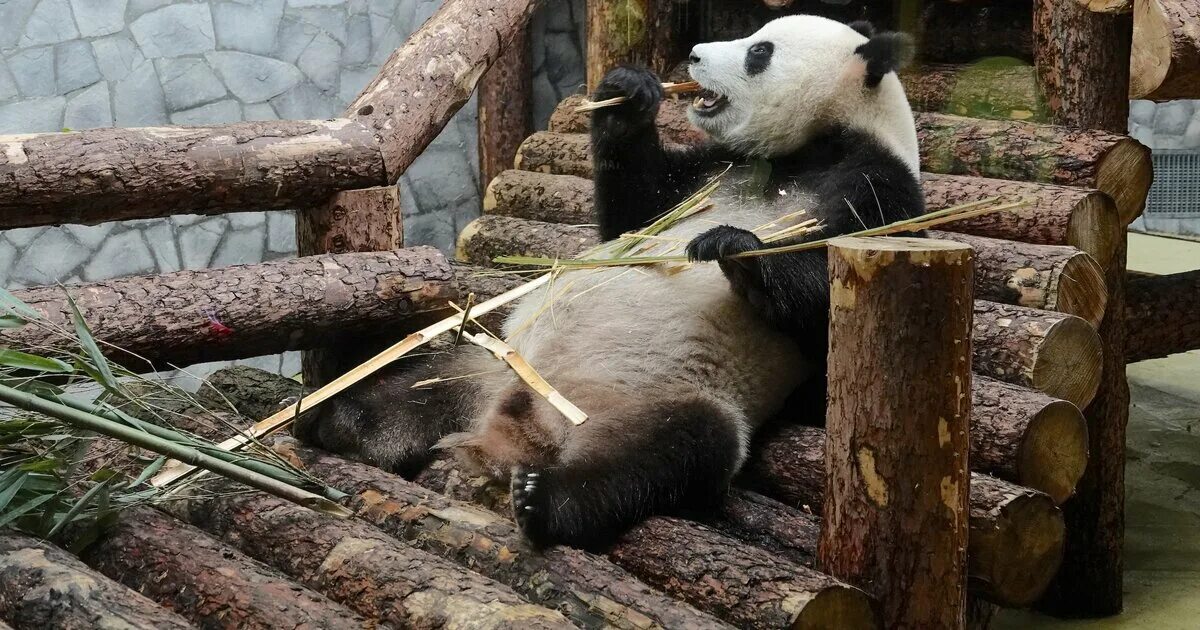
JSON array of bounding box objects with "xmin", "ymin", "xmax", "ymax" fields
[
  {"xmin": 478, "ymin": 28, "xmax": 533, "ymax": 189},
  {"xmin": 297, "ymin": 186, "xmax": 407, "ymax": 386},
  {"xmin": 586, "ymin": 0, "xmax": 678, "ymax": 91},
  {"xmin": 1033, "ymin": 0, "xmax": 1133, "ymax": 132},
  {"xmin": 818, "ymin": 236, "xmax": 974, "ymax": 629}
]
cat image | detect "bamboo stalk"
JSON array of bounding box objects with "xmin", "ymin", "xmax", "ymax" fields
[
  {"xmin": 0, "ymin": 383, "xmax": 351, "ymax": 518},
  {"xmin": 456, "ymin": 327, "xmax": 587, "ymax": 425},
  {"xmin": 150, "ymin": 273, "xmax": 554, "ymax": 488},
  {"xmin": 574, "ymin": 81, "xmax": 700, "ymax": 112}
]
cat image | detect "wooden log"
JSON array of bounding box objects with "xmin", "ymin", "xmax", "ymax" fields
[
  {"xmin": 1034, "ymin": 0, "xmax": 1133, "ymax": 132},
  {"xmin": 1132, "ymin": 0, "xmax": 1200, "ymax": 100},
  {"xmin": 275, "ymin": 441, "xmax": 735, "ymax": 630},
  {"xmin": 818, "ymin": 237, "xmax": 973, "ymax": 629},
  {"xmin": 1125, "ymin": 269, "xmax": 1200, "ymax": 361},
  {"xmin": 515, "ymin": 131, "xmax": 593, "ymax": 178},
  {"xmin": 916, "ymin": 113, "xmax": 1151, "ymax": 225},
  {"xmin": 3, "ymin": 248, "xmax": 457, "ymax": 370},
  {"xmin": 174, "ymin": 492, "xmax": 573, "ymax": 629},
  {"xmin": 900, "ymin": 62, "xmax": 1046, "ymax": 122},
  {"xmin": 297, "ymin": 186, "xmax": 406, "ymax": 386},
  {"xmin": 0, "ymin": 120, "xmax": 385, "ymax": 229},
  {"xmin": 346, "ymin": 0, "xmax": 539, "ymax": 181},
  {"xmin": 972, "ymin": 301, "xmax": 1103, "ymax": 408},
  {"xmin": 741, "ymin": 424, "xmax": 1068, "ymax": 608},
  {"xmin": 928, "ymin": 230, "xmax": 1108, "ymax": 327},
  {"xmin": 1039, "ymin": 239, "xmax": 1132, "ymax": 616},
  {"xmin": 456, "ymin": 214, "xmax": 599, "ymax": 265},
  {"xmin": 78, "ymin": 507, "xmax": 368, "ymax": 629},
  {"xmin": 1078, "ymin": 0, "xmax": 1133, "ymax": 12},
  {"xmin": 711, "ymin": 489, "xmax": 821, "ymax": 569},
  {"xmin": 922, "ymin": 173, "xmax": 1122, "ymax": 270},
  {"xmin": 479, "ymin": 28, "xmax": 533, "ymax": 188},
  {"xmin": 585, "ymin": 0, "xmax": 679, "ymax": 92},
  {"xmin": 484, "ymin": 169, "xmax": 595, "ymax": 225},
  {"xmin": 0, "ymin": 532, "xmax": 192, "ymax": 629}
]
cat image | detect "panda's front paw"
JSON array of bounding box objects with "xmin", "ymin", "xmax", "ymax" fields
[
  {"xmin": 686, "ymin": 226, "xmax": 765, "ymax": 262},
  {"xmin": 591, "ymin": 66, "xmax": 663, "ymax": 141}
]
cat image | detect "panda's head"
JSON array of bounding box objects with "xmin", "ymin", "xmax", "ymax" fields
[{"xmin": 687, "ymin": 15, "xmax": 919, "ymax": 172}]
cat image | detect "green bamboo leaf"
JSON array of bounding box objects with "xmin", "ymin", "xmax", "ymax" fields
[
  {"xmin": 46, "ymin": 476, "xmax": 114, "ymax": 538},
  {"xmin": 0, "ymin": 349, "xmax": 73, "ymax": 373},
  {"xmin": 0, "ymin": 314, "xmax": 27, "ymax": 329},
  {"xmin": 130, "ymin": 456, "xmax": 166, "ymax": 487},
  {"xmin": 66, "ymin": 294, "xmax": 117, "ymax": 391},
  {"xmin": 0, "ymin": 471, "xmax": 26, "ymax": 513},
  {"xmin": 18, "ymin": 459, "xmax": 61, "ymax": 473},
  {"xmin": 0, "ymin": 492, "xmax": 58, "ymax": 529},
  {"xmin": 0, "ymin": 287, "xmax": 40, "ymax": 320}
]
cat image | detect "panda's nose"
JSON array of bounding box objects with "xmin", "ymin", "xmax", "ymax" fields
[{"xmin": 689, "ymin": 48, "xmax": 701, "ymax": 64}]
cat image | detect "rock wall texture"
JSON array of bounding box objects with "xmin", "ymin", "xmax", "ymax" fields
[{"xmin": 0, "ymin": 0, "xmax": 586, "ymax": 382}]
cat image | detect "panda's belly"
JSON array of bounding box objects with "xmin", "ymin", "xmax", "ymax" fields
[{"xmin": 501, "ymin": 195, "xmax": 815, "ymax": 425}]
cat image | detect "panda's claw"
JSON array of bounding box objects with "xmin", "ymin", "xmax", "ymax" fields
[{"xmin": 686, "ymin": 225, "xmax": 765, "ymax": 262}]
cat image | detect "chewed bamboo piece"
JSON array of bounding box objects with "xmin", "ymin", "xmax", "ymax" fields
[{"xmin": 574, "ymin": 81, "xmax": 701, "ymax": 112}]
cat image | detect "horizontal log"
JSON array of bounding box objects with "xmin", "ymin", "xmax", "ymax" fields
[
  {"xmin": 0, "ymin": 120, "xmax": 385, "ymax": 229},
  {"xmin": 456, "ymin": 214, "xmax": 599, "ymax": 265},
  {"xmin": 275, "ymin": 440, "xmax": 734, "ymax": 630},
  {"xmin": 484, "ymin": 169, "xmax": 595, "ymax": 224},
  {"xmin": 711, "ymin": 489, "xmax": 821, "ymax": 569},
  {"xmin": 928, "ymin": 230, "xmax": 1108, "ymax": 327},
  {"xmin": 347, "ymin": 0, "xmax": 539, "ymax": 180},
  {"xmin": 900, "ymin": 62, "xmax": 1045, "ymax": 121},
  {"xmin": 4, "ymin": 247, "xmax": 458, "ymax": 370},
  {"xmin": 741, "ymin": 424, "xmax": 1067, "ymax": 608},
  {"xmin": 922, "ymin": 173, "xmax": 1122, "ymax": 269},
  {"xmin": 515, "ymin": 130, "xmax": 593, "ymax": 177},
  {"xmin": 1078, "ymin": 0, "xmax": 1132, "ymax": 12},
  {"xmin": 78, "ymin": 507, "xmax": 368, "ymax": 629},
  {"xmin": 1126, "ymin": 269, "xmax": 1200, "ymax": 361},
  {"xmin": 973, "ymin": 301, "xmax": 1104, "ymax": 408},
  {"xmin": 0, "ymin": 532, "xmax": 192, "ymax": 629},
  {"xmin": 173, "ymin": 491, "xmax": 573, "ymax": 629},
  {"xmin": 1131, "ymin": 0, "xmax": 1200, "ymax": 100}
]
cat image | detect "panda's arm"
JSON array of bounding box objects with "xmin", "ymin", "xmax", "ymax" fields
[{"xmin": 590, "ymin": 67, "xmax": 723, "ymax": 241}]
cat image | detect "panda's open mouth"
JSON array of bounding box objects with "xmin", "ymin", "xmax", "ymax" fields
[{"xmin": 691, "ymin": 89, "xmax": 729, "ymax": 117}]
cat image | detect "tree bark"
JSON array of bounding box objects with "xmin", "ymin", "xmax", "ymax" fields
[
  {"xmin": 741, "ymin": 424, "xmax": 1068, "ymax": 608},
  {"xmin": 77, "ymin": 507, "xmax": 368, "ymax": 629},
  {"xmin": 456, "ymin": 215, "xmax": 599, "ymax": 265},
  {"xmin": 1125, "ymin": 269, "xmax": 1200, "ymax": 361},
  {"xmin": 970, "ymin": 375, "xmax": 1089, "ymax": 504},
  {"xmin": 1038, "ymin": 239, "xmax": 1131, "ymax": 617},
  {"xmin": 346, "ymin": 0, "xmax": 540, "ymax": 181},
  {"xmin": 479, "ymin": 29, "xmax": 533, "ymax": 188},
  {"xmin": 586, "ymin": 0, "xmax": 680, "ymax": 92},
  {"xmin": 297, "ymin": 186, "xmax": 406, "ymax": 386},
  {"xmin": 0, "ymin": 121, "xmax": 385, "ymax": 229},
  {"xmin": 928, "ymin": 230, "xmax": 1108, "ymax": 327},
  {"xmin": 1078, "ymin": 0, "xmax": 1133, "ymax": 12},
  {"xmin": 711, "ymin": 489, "xmax": 821, "ymax": 569},
  {"xmin": 1131, "ymin": 0, "xmax": 1200, "ymax": 100},
  {"xmin": 1033, "ymin": 0, "xmax": 1133, "ymax": 131},
  {"xmin": 922, "ymin": 173, "xmax": 1122, "ymax": 270},
  {"xmin": 0, "ymin": 532, "xmax": 193, "ymax": 629},
  {"xmin": 3, "ymin": 248, "xmax": 457, "ymax": 370},
  {"xmin": 916, "ymin": 113, "xmax": 1151, "ymax": 225},
  {"xmin": 515, "ymin": 131, "xmax": 594, "ymax": 178},
  {"xmin": 485, "ymin": 170, "xmax": 595, "ymax": 225},
  {"xmin": 900, "ymin": 62, "xmax": 1046, "ymax": 122},
  {"xmin": 819, "ymin": 236, "xmax": 973, "ymax": 629},
  {"xmin": 972, "ymin": 301, "xmax": 1103, "ymax": 408},
  {"xmin": 173, "ymin": 492, "xmax": 573, "ymax": 629},
  {"xmin": 274, "ymin": 441, "xmax": 734, "ymax": 630},
  {"xmin": 611, "ymin": 517, "xmax": 879, "ymax": 630}
]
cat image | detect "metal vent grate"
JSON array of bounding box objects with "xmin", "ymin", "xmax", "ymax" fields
[{"xmin": 1146, "ymin": 150, "xmax": 1200, "ymax": 216}]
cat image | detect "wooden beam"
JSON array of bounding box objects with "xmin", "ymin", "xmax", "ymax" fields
[
  {"xmin": 0, "ymin": 120, "xmax": 385, "ymax": 229},
  {"xmin": 478, "ymin": 27, "xmax": 533, "ymax": 189},
  {"xmin": 1125, "ymin": 269, "xmax": 1200, "ymax": 361},
  {"xmin": 1131, "ymin": 0, "xmax": 1200, "ymax": 100}
]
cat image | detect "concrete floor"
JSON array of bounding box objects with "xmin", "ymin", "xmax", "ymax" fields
[{"xmin": 994, "ymin": 233, "xmax": 1200, "ymax": 629}]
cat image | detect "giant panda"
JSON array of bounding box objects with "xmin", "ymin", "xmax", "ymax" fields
[{"xmin": 297, "ymin": 15, "xmax": 926, "ymax": 550}]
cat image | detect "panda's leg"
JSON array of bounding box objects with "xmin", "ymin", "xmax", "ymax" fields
[
  {"xmin": 294, "ymin": 345, "xmax": 490, "ymax": 478},
  {"xmin": 591, "ymin": 66, "xmax": 720, "ymax": 241},
  {"xmin": 510, "ymin": 396, "xmax": 744, "ymax": 550}
]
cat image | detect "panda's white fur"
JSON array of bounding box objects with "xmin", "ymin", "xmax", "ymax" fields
[{"xmin": 301, "ymin": 15, "xmax": 925, "ymax": 550}]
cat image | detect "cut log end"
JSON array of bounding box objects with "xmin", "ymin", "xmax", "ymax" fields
[
  {"xmin": 1097, "ymin": 139, "xmax": 1153, "ymax": 225},
  {"xmin": 794, "ymin": 587, "xmax": 880, "ymax": 630},
  {"xmin": 1051, "ymin": 252, "xmax": 1108, "ymax": 328},
  {"xmin": 970, "ymin": 479, "xmax": 1067, "ymax": 607},
  {"xmin": 1034, "ymin": 315, "xmax": 1104, "ymax": 408},
  {"xmin": 1020, "ymin": 399, "xmax": 1090, "ymax": 504},
  {"xmin": 1065, "ymin": 192, "xmax": 1123, "ymax": 270},
  {"xmin": 1131, "ymin": 0, "xmax": 1199, "ymax": 100}
]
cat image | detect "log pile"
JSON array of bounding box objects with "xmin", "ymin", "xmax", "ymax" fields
[
  {"xmin": 1125, "ymin": 269, "xmax": 1200, "ymax": 362},
  {"xmin": 1130, "ymin": 0, "xmax": 1200, "ymax": 101}
]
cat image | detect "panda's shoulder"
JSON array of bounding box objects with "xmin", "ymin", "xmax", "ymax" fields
[{"xmin": 776, "ymin": 127, "xmax": 912, "ymax": 183}]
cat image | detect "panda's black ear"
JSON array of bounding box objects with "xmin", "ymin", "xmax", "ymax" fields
[
  {"xmin": 848, "ymin": 21, "xmax": 876, "ymax": 38},
  {"xmin": 854, "ymin": 31, "xmax": 914, "ymax": 88}
]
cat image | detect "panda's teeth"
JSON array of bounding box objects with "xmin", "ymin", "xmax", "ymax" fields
[{"xmin": 693, "ymin": 96, "xmax": 704, "ymax": 108}]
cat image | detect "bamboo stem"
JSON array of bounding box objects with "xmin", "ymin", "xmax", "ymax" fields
[
  {"xmin": 455, "ymin": 326, "xmax": 587, "ymax": 425},
  {"xmin": 574, "ymin": 81, "xmax": 701, "ymax": 112}
]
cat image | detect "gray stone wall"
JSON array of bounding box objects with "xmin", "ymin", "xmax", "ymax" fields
[
  {"xmin": 0, "ymin": 0, "xmax": 586, "ymax": 381},
  {"xmin": 1128, "ymin": 99, "xmax": 1200, "ymax": 238}
]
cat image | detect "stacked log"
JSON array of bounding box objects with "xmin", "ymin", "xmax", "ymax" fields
[
  {"xmin": 1131, "ymin": 0, "xmax": 1200, "ymax": 100},
  {"xmin": 1125, "ymin": 269, "xmax": 1200, "ymax": 361},
  {"xmin": 0, "ymin": 533, "xmax": 193, "ymax": 629},
  {"xmin": 900, "ymin": 62, "xmax": 1045, "ymax": 122}
]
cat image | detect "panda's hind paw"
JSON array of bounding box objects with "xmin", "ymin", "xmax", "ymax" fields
[
  {"xmin": 511, "ymin": 466, "xmax": 554, "ymax": 547},
  {"xmin": 686, "ymin": 225, "xmax": 764, "ymax": 262}
]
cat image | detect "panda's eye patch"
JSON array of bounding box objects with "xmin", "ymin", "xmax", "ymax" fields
[{"xmin": 745, "ymin": 41, "xmax": 774, "ymax": 76}]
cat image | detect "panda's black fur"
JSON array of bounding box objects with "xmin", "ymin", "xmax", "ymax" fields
[{"xmin": 298, "ymin": 17, "xmax": 925, "ymax": 551}]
